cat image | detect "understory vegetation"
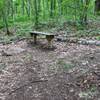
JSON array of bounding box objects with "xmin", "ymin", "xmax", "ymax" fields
[{"xmin": 0, "ymin": 0, "xmax": 100, "ymax": 36}]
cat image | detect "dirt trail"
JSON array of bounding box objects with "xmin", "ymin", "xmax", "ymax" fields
[{"xmin": 0, "ymin": 40, "xmax": 100, "ymax": 100}]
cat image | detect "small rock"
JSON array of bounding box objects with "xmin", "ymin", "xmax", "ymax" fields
[
  {"xmin": 28, "ymin": 86, "xmax": 32, "ymax": 89},
  {"xmin": 56, "ymin": 36, "xmax": 67, "ymax": 42},
  {"xmin": 69, "ymin": 88, "xmax": 74, "ymax": 93},
  {"xmin": 82, "ymin": 61, "xmax": 89, "ymax": 65},
  {"xmin": 78, "ymin": 40, "xmax": 88, "ymax": 45},
  {"xmin": 78, "ymin": 41, "xmax": 83, "ymax": 44},
  {"xmin": 95, "ymin": 41, "xmax": 100, "ymax": 46},
  {"xmin": 87, "ymin": 40, "xmax": 96, "ymax": 45}
]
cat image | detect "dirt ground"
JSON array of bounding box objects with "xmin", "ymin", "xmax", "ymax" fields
[{"xmin": 0, "ymin": 39, "xmax": 100, "ymax": 100}]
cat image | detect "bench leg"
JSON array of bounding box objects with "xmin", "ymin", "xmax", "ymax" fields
[
  {"xmin": 34, "ymin": 34, "xmax": 37, "ymax": 44},
  {"xmin": 46, "ymin": 35, "xmax": 54, "ymax": 48}
]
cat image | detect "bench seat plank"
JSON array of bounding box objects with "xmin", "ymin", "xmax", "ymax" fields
[{"xmin": 30, "ymin": 31, "xmax": 55, "ymax": 36}]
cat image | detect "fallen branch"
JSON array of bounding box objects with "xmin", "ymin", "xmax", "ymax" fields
[{"xmin": 8, "ymin": 79, "xmax": 48, "ymax": 95}]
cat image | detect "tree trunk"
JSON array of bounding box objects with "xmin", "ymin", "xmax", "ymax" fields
[
  {"xmin": 95, "ymin": 0, "xmax": 100, "ymax": 14},
  {"xmin": 80, "ymin": 0, "xmax": 90, "ymax": 25},
  {"xmin": 34, "ymin": 0, "xmax": 39, "ymax": 29},
  {"xmin": 21, "ymin": 0, "xmax": 25, "ymax": 15},
  {"xmin": 2, "ymin": 10, "xmax": 10, "ymax": 35}
]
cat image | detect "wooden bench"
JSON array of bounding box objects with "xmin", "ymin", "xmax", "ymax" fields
[{"xmin": 30, "ymin": 31, "xmax": 55, "ymax": 47}]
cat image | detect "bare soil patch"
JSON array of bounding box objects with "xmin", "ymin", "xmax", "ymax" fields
[{"xmin": 0, "ymin": 39, "xmax": 100, "ymax": 100}]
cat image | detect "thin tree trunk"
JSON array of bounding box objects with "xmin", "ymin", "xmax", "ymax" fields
[
  {"xmin": 95, "ymin": 0, "xmax": 100, "ymax": 14},
  {"xmin": 10, "ymin": 0, "xmax": 14, "ymax": 19},
  {"xmin": 2, "ymin": 10, "xmax": 10, "ymax": 35},
  {"xmin": 34, "ymin": 0, "xmax": 39, "ymax": 29},
  {"xmin": 21, "ymin": 0, "xmax": 25, "ymax": 15}
]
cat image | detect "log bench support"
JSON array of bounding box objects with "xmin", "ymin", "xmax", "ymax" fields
[
  {"xmin": 34, "ymin": 34, "xmax": 37, "ymax": 44},
  {"xmin": 30, "ymin": 31, "xmax": 55, "ymax": 48},
  {"xmin": 46, "ymin": 35, "xmax": 54, "ymax": 47}
]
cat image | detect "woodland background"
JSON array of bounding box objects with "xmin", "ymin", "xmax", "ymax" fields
[{"xmin": 0, "ymin": 0, "xmax": 100, "ymax": 35}]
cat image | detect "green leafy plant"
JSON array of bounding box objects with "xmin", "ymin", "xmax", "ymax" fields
[{"xmin": 58, "ymin": 60, "xmax": 74, "ymax": 70}]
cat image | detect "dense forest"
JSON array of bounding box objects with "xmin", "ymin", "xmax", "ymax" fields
[
  {"xmin": 0, "ymin": 0, "xmax": 100, "ymax": 35},
  {"xmin": 0, "ymin": 0, "xmax": 100, "ymax": 100}
]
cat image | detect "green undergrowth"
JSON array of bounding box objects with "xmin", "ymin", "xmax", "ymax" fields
[
  {"xmin": 57, "ymin": 59, "xmax": 74, "ymax": 71},
  {"xmin": 79, "ymin": 85, "xmax": 98, "ymax": 99},
  {"xmin": 0, "ymin": 16, "xmax": 100, "ymax": 44},
  {"xmin": 0, "ymin": 63, "xmax": 6, "ymax": 71}
]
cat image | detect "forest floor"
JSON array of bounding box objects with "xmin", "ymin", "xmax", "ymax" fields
[
  {"xmin": 0, "ymin": 19, "xmax": 100, "ymax": 100},
  {"xmin": 0, "ymin": 38, "xmax": 100, "ymax": 100}
]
